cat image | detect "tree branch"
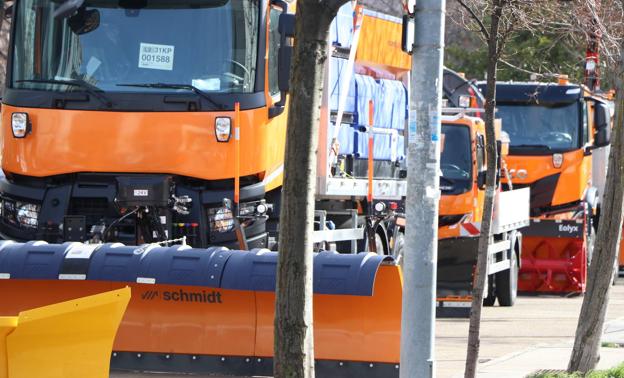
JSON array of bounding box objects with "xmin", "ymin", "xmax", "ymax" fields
[
  {"xmin": 456, "ymin": 0, "xmax": 491, "ymax": 40},
  {"xmin": 499, "ymin": 58, "xmax": 559, "ymax": 78}
]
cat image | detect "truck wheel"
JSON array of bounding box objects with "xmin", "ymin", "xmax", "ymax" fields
[
  {"xmin": 392, "ymin": 232, "xmax": 405, "ymax": 266},
  {"xmin": 483, "ymin": 276, "xmax": 496, "ymax": 306},
  {"xmin": 370, "ymin": 232, "xmax": 386, "ymax": 255},
  {"xmin": 496, "ymin": 248, "xmax": 518, "ymax": 307},
  {"xmin": 587, "ymin": 224, "xmax": 596, "ymax": 266},
  {"xmin": 361, "ymin": 228, "xmax": 388, "ymax": 255}
]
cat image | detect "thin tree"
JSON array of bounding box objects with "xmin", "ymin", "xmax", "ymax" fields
[
  {"xmin": 452, "ymin": 1, "xmax": 540, "ymax": 376},
  {"xmin": 458, "ymin": 2, "xmax": 504, "ymax": 377},
  {"xmin": 274, "ymin": 1, "xmax": 348, "ymax": 377},
  {"xmin": 568, "ymin": 0, "xmax": 624, "ymax": 372},
  {"xmin": 0, "ymin": 1, "xmax": 8, "ymax": 93}
]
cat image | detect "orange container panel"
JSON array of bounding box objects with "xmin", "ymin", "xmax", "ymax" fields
[{"xmin": 356, "ymin": 14, "xmax": 411, "ymax": 74}]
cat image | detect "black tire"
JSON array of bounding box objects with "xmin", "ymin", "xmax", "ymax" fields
[
  {"xmin": 483, "ymin": 276, "xmax": 496, "ymax": 306},
  {"xmin": 392, "ymin": 232, "xmax": 405, "ymax": 266},
  {"xmin": 586, "ymin": 224, "xmax": 596, "ymax": 267},
  {"xmin": 496, "ymin": 247, "xmax": 518, "ymax": 307},
  {"xmin": 361, "ymin": 227, "xmax": 388, "ymax": 255}
]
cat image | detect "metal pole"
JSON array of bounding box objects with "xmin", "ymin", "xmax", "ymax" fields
[{"xmin": 400, "ymin": 1, "xmax": 445, "ymax": 377}]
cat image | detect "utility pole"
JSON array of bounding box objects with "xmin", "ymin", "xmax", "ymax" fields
[{"xmin": 400, "ymin": 1, "xmax": 446, "ymax": 378}]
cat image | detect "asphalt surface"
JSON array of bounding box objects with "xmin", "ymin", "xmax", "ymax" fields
[
  {"xmin": 111, "ymin": 277, "xmax": 624, "ymax": 378},
  {"xmin": 437, "ymin": 278, "xmax": 624, "ymax": 377}
]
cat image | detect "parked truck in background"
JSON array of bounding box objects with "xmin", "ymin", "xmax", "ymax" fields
[
  {"xmin": 479, "ymin": 79, "xmax": 613, "ymax": 293},
  {"xmin": 435, "ymin": 112, "xmax": 529, "ymax": 316}
]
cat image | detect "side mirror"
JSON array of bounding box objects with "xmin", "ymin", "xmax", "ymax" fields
[
  {"xmin": 68, "ymin": 9, "xmax": 100, "ymax": 35},
  {"xmin": 475, "ymin": 134, "xmax": 486, "ymax": 189},
  {"xmin": 269, "ymin": 3, "xmax": 294, "ymax": 117},
  {"xmin": 277, "ymin": 13, "xmax": 295, "ymax": 94},
  {"xmin": 53, "ymin": 0, "xmax": 85, "ymax": 19},
  {"xmin": 594, "ymin": 102, "xmax": 611, "ymax": 147},
  {"xmin": 401, "ymin": 15, "xmax": 415, "ymax": 54}
]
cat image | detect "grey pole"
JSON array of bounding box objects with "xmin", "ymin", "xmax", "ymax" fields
[{"xmin": 400, "ymin": 1, "xmax": 446, "ymax": 377}]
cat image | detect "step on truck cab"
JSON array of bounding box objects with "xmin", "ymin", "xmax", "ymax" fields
[
  {"xmin": 479, "ymin": 79, "xmax": 613, "ymax": 293},
  {"xmin": 435, "ymin": 111, "xmax": 529, "ymax": 316}
]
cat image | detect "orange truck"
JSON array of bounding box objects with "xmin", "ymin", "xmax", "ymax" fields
[
  {"xmin": 0, "ymin": 1, "xmax": 411, "ymax": 376},
  {"xmin": 0, "ymin": 0, "xmax": 414, "ymax": 256},
  {"xmin": 479, "ymin": 80, "xmax": 613, "ymax": 293},
  {"xmin": 435, "ymin": 111, "xmax": 529, "ymax": 316}
]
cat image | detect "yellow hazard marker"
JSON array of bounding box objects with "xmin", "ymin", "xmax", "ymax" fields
[{"xmin": 0, "ymin": 287, "xmax": 130, "ymax": 378}]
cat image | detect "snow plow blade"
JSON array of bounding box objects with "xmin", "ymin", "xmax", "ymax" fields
[
  {"xmin": 436, "ymin": 237, "xmax": 478, "ymax": 318},
  {"xmin": 0, "ymin": 286, "xmax": 130, "ymax": 378},
  {"xmin": 518, "ymin": 219, "xmax": 587, "ymax": 293},
  {"xmin": 0, "ymin": 241, "xmax": 402, "ymax": 378}
]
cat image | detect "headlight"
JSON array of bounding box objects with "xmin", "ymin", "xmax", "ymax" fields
[
  {"xmin": 208, "ymin": 207, "xmax": 234, "ymax": 233},
  {"xmin": 214, "ymin": 117, "xmax": 231, "ymax": 142},
  {"xmin": 12, "ymin": 112, "xmax": 31, "ymax": 138},
  {"xmin": 1, "ymin": 199, "xmax": 39, "ymax": 229},
  {"xmin": 2, "ymin": 200, "xmax": 16, "ymax": 224},
  {"xmin": 238, "ymin": 202, "xmax": 257, "ymax": 217},
  {"xmin": 16, "ymin": 202, "xmax": 40, "ymax": 229}
]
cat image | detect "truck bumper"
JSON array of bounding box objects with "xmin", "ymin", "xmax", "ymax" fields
[
  {"xmin": 436, "ymin": 237, "xmax": 479, "ymax": 317},
  {"xmin": 0, "ymin": 173, "xmax": 268, "ymax": 249}
]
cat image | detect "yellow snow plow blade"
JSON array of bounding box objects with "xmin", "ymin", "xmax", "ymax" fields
[{"xmin": 0, "ymin": 287, "xmax": 130, "ymax": 378}]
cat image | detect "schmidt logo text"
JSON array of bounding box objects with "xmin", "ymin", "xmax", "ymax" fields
[{"xmin": 141, "ymin": 289, "xmax": 223, "ymax": 304}]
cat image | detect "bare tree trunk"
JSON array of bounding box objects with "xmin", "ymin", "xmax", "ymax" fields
[
  {"xmin": 0, "ymin": 1, "xmax": 10, "ymax": 95},
  {"xmin": 568, "ymin": 38, "xmax": 624, "ymax": 374},
  {"xmin": 464, "ymin": 1, "xmax": 504, "ymax": 377},
  {"xmin": 273, "ymin": 1, "xmax": 347, "ymax": 377}
]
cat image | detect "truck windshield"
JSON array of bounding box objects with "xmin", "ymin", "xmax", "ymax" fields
[
  {"xmin": 12, "ymin": 0, "xmax": 259, "ymax": 94},
  {"xmin": 497, "ymin": 103, "xmax": 580, "ymax": 154},
  {"xmin": 441, "ymin": 124, "xmax": 472, "ymax": 194}
]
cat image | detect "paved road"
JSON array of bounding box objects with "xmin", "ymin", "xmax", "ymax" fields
[
  {"xmin": 112, "ymin": 279, "xmax": 624, "ymax": 378},
  {"xmin": 436, "ymin": 279, "xmax": 624, "ymax": 377}
]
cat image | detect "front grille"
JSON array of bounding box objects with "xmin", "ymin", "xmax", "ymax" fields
[
  {"xmin": 68, "ymin": 198, "xmax": 109, "ymax": 226},
  {"xmin": 68, "ymin": 198, "xmax": 136, "ymax": 242}
]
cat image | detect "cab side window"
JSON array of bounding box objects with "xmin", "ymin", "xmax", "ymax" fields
[{"xmin": 268, "ymin": 8, "xmax": 281, "ymax": 96}]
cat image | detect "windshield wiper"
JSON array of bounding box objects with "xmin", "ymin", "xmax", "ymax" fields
[
  {"xmin": 16, "ymin": 78, "xmax": 113, "ymax": 108},
  {"xmin": 511, "ymin": 144, "xmax": 552, "ymax": 150},
  {"xmin": 117, "ymin": 83, "xmax": 225, "ymax": 110}
]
